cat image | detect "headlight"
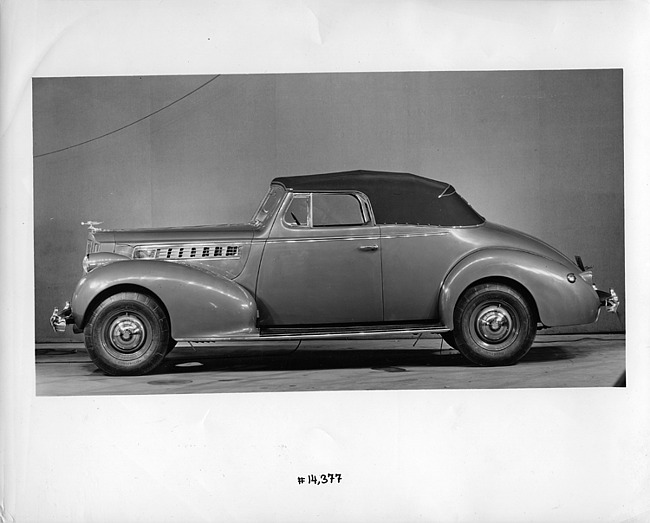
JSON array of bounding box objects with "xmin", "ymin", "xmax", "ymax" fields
[
  {"xmin": 83, "ymin": 254, "xmax": 105, "ymax": 273},
  {"xmin": 83, "ymin": 253, "xmax": 129, "ymax": 273}
]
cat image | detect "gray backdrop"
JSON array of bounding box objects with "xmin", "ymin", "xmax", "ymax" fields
[{"xmin": 33, "ymin": 70, "xmax": 624, "ymax": 342}]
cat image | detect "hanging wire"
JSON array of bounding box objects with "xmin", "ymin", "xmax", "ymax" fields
[{"xmin": 34, "ymin": 74, "xmax": 221, "ymax": 158}]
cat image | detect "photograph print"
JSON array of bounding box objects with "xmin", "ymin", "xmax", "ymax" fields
[{"xmin": 33, "ymin": 70, "xmax": 625, "ymax": 395}]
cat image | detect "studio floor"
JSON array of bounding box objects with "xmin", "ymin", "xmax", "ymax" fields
[{"xmin": 34, "ymin": 333, "xmax": 626, "ymax": 396}]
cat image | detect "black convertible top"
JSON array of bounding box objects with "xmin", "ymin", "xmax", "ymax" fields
[{"xmin": 272, "ymin": 170, "xmax": 484, "ymax": 226}]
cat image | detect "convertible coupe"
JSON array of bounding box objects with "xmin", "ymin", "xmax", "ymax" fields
[{"xmin": 51, "ymin": 170, "xmax": 619, "ymax": 375}]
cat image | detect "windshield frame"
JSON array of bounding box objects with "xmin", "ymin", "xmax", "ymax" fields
[{"xmin": 250, "ymin": 184, "xmax": 286, "ymax": 227}]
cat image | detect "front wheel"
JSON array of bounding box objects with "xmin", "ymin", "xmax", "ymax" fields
[
  {"xmin": 453, "ymin": 283, "xmax": 536, "ymax": 366},
  {"xmin": 84, "ymin": 292, "xmax": 170, "ymax": 375}
]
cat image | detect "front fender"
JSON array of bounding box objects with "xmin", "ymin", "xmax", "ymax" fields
[
  {"xmin": 71, "ymin": 260, "xmax": 257, "ymax": 339},
  {"xmin": 439, "ymin": 249, "xmax": 600, "ymax": 329}
]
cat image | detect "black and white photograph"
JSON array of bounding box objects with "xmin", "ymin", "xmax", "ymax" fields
[
  {"xmin": 2, "ymin": 1, "xmax": 649, "ymax": 522},
  {"xmin": 34, "ymin": 70, "xmax": 625, "ymax": 395}
]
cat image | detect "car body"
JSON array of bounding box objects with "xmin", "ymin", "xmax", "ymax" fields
[{"xmin": 50, "ymin": 170, "xmax": 619, "ymax": 375}]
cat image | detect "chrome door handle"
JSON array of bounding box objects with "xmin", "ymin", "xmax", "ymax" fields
[{"xmin": 358, "ymin": 244, "xmax": 379, "ymax": 251}]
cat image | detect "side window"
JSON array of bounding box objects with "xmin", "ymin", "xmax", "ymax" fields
[
  {"xmin": 285, "ymin": 194, "xmax": 310, "ymax": 226},
  {"xmin": 283, "ymin": 192, "xmax": 368, "ymax": 228},
  {"xmin": 312, "ymin": 193, "xmax": 366, "ymax": 227}
]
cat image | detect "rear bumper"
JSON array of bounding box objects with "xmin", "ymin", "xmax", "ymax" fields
[
  {"xmin": 597, "ymin": 288, "xmax": 620, "ymax": 314},
  {"xmin": 50, "ymin": 302, "xmax": 74, "ymax": 333}
]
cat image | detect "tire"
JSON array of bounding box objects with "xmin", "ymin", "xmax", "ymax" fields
[
  {"xmin": 453, "ymin": 283, "xmax": 536, "ymax": 366},
  {"xmin": 84, "ymin": 292, "xmax": 170, "ymax": 376}
]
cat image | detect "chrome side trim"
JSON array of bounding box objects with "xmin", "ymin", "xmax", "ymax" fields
[
  {"xmin": 379, "ymin": 223, "xmax": 483, "ymax": 229},
  {"xmin": 380, "ymin": 231, "xmax": 450, "ymax": 239},
  {"xmin": 177, "ymin": 325, "xmax": 450, "ymax": 343},
  {"xmin": 266, "ymin": 235, "xmax": 380, "ymax": 244}
]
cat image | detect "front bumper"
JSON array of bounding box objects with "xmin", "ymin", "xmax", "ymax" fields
[
  {"xmin": 50, "ymin": 302, "xmax": 73, "ymax": 333},
  {"xmin": 597, "ymin": 288, "xmax": 620, "ymax": 314}
]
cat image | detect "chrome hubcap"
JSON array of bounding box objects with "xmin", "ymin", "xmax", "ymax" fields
[
  {"xmin": 474, "ymin": 305, "xmax": 515, "ymax": 346},
  {"xmin": 108, "ymin": 314, "xmax": 146, "ymax": 353}
]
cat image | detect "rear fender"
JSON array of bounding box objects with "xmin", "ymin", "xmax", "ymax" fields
[
  {"xmin": 71, "ymin": 260, "xmax": 257, "ymax": 339},
  {"xmin": 439, "ymin": 249, "xmax": 600, "ymax": 329}
]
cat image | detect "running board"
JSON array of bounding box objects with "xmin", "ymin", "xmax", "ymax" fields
[{"xmin": 177, "ymin": 325, "xmax": 449, "ymax": 344}]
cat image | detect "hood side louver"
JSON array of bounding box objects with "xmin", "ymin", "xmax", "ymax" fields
[
  {"xmin": 161, "ymin": 245, "xmax": 241, "ymax": 259},
  {"xmin": 135, "ymin": 244, "xmax": 242, "ymax": 260}
]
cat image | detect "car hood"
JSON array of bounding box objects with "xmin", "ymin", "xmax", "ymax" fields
[
  {"xmin": 468, "ymin": 222, "xmax": 578, "ymax": 270},
  {"xmin": 93, "ymin": 223, "xmax": 260, "ymax": 244}
]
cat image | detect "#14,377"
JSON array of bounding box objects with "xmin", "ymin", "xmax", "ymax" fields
[{"xmin": 298, "ymin": 474, "xmax": 342, "ymax": 485}]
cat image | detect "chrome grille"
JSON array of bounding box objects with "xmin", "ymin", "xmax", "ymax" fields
[{"xmin": 86, "ymin": 234, "xmax": 101, "ymax": 254}]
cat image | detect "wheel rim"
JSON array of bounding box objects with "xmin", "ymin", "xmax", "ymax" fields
[
  {"xmin": 107, "ymin": 313, "xmax": 147, "ymax": 354},
  {"xmin": 470, "ymin": 302, "xmax": 519, "ymax": 352}
]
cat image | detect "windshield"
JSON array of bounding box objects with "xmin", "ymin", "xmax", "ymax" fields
[{"xmin": 250, "ymin": 184, "xmax": 285, "ymax": 226}]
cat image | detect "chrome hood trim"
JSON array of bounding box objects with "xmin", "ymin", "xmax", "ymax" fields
[{"xmin": 94, "ymin": 222, "xmax": 260, "ymax": 244}]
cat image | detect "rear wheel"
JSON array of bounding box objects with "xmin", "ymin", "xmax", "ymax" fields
[
  {"xmin": 453, "ymin": 283, "xmax": 536, "ymax": 366},
  {"xmin": 84, "ymin": 292, "xmax": 170, "ymax": 376}
]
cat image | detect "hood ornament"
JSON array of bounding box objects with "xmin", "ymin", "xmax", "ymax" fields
[{"xmin": 81, "ymin": 221, "xmax": 104, "ymax": 233}]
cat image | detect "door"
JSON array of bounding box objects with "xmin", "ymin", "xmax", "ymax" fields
[
  {"xmin": 256, "ymin": 191, "xmax": 383, "ymax": 326},
  {"xmin": 380, "ymin": 224, "xmax": 459, "ymax": 322}
]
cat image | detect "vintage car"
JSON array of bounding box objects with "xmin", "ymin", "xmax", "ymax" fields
[{"xmin": 51, "ymin": 170, "xmax": 619, "ymax": 375}]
